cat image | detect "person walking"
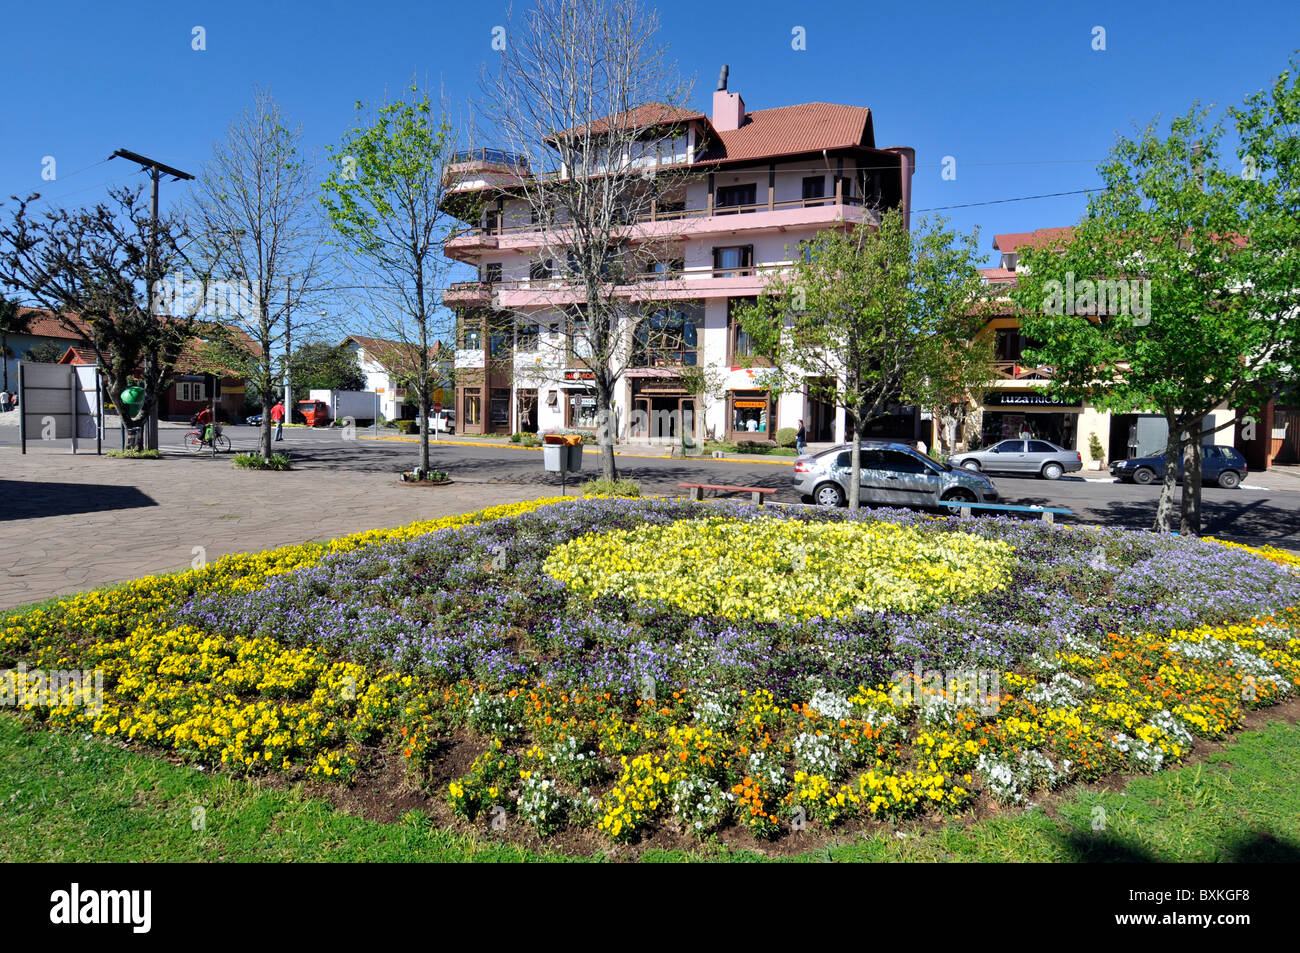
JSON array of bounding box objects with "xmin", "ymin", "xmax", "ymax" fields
[
  {"xmin": 796, "ymin": 418, "xmax": 806, "ymax": 456},
  {"xmin": 270, "ymin": 401, "xmax": 286, "ymax": 441},
  {"xmin": 0, "ymin": 390, "xmax": 10, "ymax": 413}
]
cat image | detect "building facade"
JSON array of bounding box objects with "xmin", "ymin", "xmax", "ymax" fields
[{"xmin": 442, "ymin": 75, "xmax": 919, "ymax": 445}]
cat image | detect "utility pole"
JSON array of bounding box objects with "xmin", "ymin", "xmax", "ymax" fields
[
  {"xmin": 284, "ymin": 279, "xmax": 293, "ymax": 411},
  {"xmin": 110, "ymin": 149, "xmax": 193, "ymax": 451}
]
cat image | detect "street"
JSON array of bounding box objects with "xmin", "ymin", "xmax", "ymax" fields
[{"xmin": 21, "ymin": 422, "xmax": 1297, "ymax": 545}]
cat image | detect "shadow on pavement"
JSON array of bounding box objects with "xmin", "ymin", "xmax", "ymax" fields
[{"xmin": 0, "ymin": 479, "xmax": 157, "ymax": 521}]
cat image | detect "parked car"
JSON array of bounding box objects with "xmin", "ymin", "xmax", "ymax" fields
[
  {"xmin": 793, "ymin": 441, "xmax": 999, "ymax": 508},
  {"xmin": 244, "ymin": 413, "xmax": 263, "ymax": 426},
  {"xmin": 948, "ymin": 439, "xmax": 1082, "ymax": 480},
  {"xmin": 1110, "ymin": 444, "xmax": 1248, "ymax": 489},
  {"xmin": 427, "ymin": 409, "xmax": 456, "ymax": 434}
]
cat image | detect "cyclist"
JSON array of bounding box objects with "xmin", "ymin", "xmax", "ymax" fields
[{"xmin": 194, "ymin": 406, "xmax": 215, "ymax": 445}]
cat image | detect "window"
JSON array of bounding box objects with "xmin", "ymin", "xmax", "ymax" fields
[
  {"xmin": 992, "ymin": 441, "xmax": 1024, "ymax": 453},
  {"xmin": 715, "ymin": 184, "xmax": 757, "ymax": 212},
  {"xmin": 1028, "ymin": 441, "xmax": 1057, "ymax": 453},
  {"xmin": 643, "ymin": 259, "xmax": 683, "ymax": 280},
  {"xmin": 178, "ymin": 380, "xmax": 204, "ymax": 402},
  {"xmin": 713, "ymin": 245, "xmax": 754, "ymax": 277},
  {"xmin": 517, "ymin": 324, "xmax": 539, "ymax": 351},
  {"xmin": 460, "ymin": 318, "xmax": 482, "ymax": 350},
  {"xmin": 995, "ymin": 329, "xmax": 1028, "ymax": 362},
  {"xmin": 491, "ymin": 389, "xmax": 510, "ymax": 426},
  {"xmin": 484, "ymin": 208, "xmax": 500, "ymax": 233},
  {"xmin": 802, "ymin": 175, "xmax": 826, "ymax": 206},
  {"xmin": 730, "ymin": 390, "xmax": 770, "ymax": 434},
  {"xmin": 570, "ymin": 317, "xmax": 593, "ymax": 360},
  {"xmin": 633, "ymin": 307, "xmax": 698, "ymax": 367},
  {"xmin": 880, "ymin": 450, "xmax": 928, "ymax": 474},
  {"xmin": 835, "ymin": 176, "xmax": 853, "ymax": 203},
  {"xmin": 483, "ymin": 262, "xmax": 502, "ymax": 284},
  {"xmin": 529, "ymin": 258, "xmax": 553, "ymax": 281},
  {"xmin": 464, "ymin": 394, "xmax": 482, "ymax": 426},
  {"xmin": 727, "ymin": 296, "xmax": 758, "ymax": 362}
]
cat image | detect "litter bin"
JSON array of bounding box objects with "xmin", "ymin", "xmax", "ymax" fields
[{"xmin": 542, "ymin": 433, "xmax": 584, "ymax": 472}]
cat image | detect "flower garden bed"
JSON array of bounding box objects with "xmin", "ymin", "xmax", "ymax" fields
[{"xmin": 3, "ymin": 498, "xmax": 1298, "ymax": 853}]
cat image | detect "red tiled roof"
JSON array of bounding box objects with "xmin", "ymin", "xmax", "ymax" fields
[
  {"xmin": 345, "ymin": 335, "xmax": 446, "ymax": 373},
  {"xmin": 57, "ymin": 346, "xmax": 99, "ymax": 364},
  {"xmin": 15, "ymin": 307, "xmax": 92, "ymax": 341},
  {"xmin": 979, "ymin": 266, "xmax": 1018, "ymax": 284},
  {"xmin": 701, "ymin": 103, "xmax": 874, "ymax": 163},
  {"xmin": 992, "ymin": 227, "xmax": 1076, "ymax": 253},
  {"xmin": 548, "ymin": 103, "xmax": 706, "ymax": 141}
]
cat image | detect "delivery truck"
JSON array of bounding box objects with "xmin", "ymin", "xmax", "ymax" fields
[{"xmin": 307, "ymin": 389, "xmax": 381, "ymax": 425}]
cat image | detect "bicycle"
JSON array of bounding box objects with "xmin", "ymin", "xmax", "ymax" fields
[{"xmin": 185, "ymin": 425, "xmax": 231, "ymax": 453}]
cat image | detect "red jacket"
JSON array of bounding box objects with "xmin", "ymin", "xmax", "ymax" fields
[{"xmin": 270, "ymin": 404, "xmax": 285, "ymax": 422}]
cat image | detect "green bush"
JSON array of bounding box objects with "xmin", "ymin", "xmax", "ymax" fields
[
  {"xmin": 394, "ymin": 420, "xmax": 418, "ymax": 435},
  {"xmin": 1089, "ymin": 432, "xmax": 1105, "ymax": 463},
  {"xmin": 509, "ymin": 432, "xmax": 522, "ymax": 443},
  {"xmin": 583, "ymin": 477, "xmax": 641, "ymax": 498},
  {"xmin": 520, "ymin": 432, "xmax": 542, "ymax": 447},
  {"xmin": 775, "ymin": 427, "xmax": 797, "ymax": 448},
  {"xmin": 233, "ymin": 452, "xmax": 292, "ymax": 471},
  {"xmin": 107, "ymin": 448, "xmax": 161, "ymax": 460}
]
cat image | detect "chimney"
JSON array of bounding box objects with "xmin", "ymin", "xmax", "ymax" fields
[{"xmin": 712, "ymin": 64, "xmax": 745, "ymax": 131}]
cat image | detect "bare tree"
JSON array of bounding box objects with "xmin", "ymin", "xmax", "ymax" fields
[
  {"xmin": 321, "ymin": 84, "xmax": 456, "ymax": 476},
  {"xmin": 0, "ymin": 187, "xmax": 203, "ymax": 450},
  {"xmin": 473, "ymin": 0, "xmax": 694, "ymax": 479},
  {"xmin": 189, "ymin": 88, "xmax": 325, "ymax": 462}
]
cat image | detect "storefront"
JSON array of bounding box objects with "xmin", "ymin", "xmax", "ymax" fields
[
  {"xmin": 981, "ymin": 391, "xmax": 1081, "ymax": 449},
  {"xmin": 558, "ymin": 370, "xmax": 599, "ymax": 430},
  {"xmin": 727, "ymin": 389, "xmax": 774, "ymax": 442},
  {"xmin": 630, "ymin": 377, "xmax": 695, "ymax": 442}
]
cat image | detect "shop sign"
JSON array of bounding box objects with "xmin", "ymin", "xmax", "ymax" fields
[
  {"xmin": 564, "ymin": 370, "xmax": 595, "ymax": 381},
  {"xmin": 733, "ymin": 399, "xmax": 767, "ymax": 409},
  {"xmin": 985, "ymin": 392, "xmax": 1079, "ymax": 409}
]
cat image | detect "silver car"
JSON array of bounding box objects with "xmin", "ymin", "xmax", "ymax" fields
[
  {"xmin": 948, "ymin": 439, "xmax": 1082, "ymax": 481},
  {"xmin": 792, "ymin": 441, "xmax": 999, "ymax": 508}
]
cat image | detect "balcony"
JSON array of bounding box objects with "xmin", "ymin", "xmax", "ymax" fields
[
  {"xmin": 445, "ymin": 195, "xmax": 880, "ymax": 256},
  {"xmin": 991, "ymin": 360, "xmax": 1054, "ymax": 382}
]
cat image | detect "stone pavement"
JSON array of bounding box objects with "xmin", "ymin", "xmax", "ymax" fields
[{"xmin": 0, "ymin": 448, "xmax": 559, "ymax": 610}]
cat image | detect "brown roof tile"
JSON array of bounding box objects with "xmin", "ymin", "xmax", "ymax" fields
[{"xmin": 701, "ymin": 102, "xmax": 874, "ymax": 164}]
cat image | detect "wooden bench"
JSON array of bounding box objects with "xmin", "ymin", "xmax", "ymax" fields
[
  {"xmin": 678, "ymin": 482, "xmax": 777, "ymax": 505},
  {"xmin": 934, "ymin": 500, "xmax": 1073, "ymax": 523}
]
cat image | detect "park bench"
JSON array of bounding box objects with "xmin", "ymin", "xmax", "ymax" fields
[
  {"xmin": 678, "ymin": 482, "xmax": 777, "ymax": 505},
  {"xmin": 934, "ymin": 500, "xmax": 1073, "ymax": 523}
]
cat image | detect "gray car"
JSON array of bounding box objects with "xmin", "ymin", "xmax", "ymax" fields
[
  {"xmin": 948, "ymin": 439, "xmax": 1082, "ymax": 481},
  {"xmin": 792, "ymin": 441, "xmax": 999, "ymax": 508}
]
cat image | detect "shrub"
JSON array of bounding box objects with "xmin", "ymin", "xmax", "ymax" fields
[
  {"xmin": 775, "ymin": 427, "xmax": 797, "ymax": 448},
  {"xmin": 520, "ymin": 432, "xmax": 542, "ymax": 447},
  {"xmin": 1089, "ymin": 432, "xmax": 1105, "ymax": 463},
  {"xmin": 509, "ymin": 432, "xmax": 522, "ymax": 443},
  {"xmin": 394, "ymin": 420, "xmax": 418, "ymax": 435},
  {"xmin": 107, "ymin": 448, "xmax": 161, "ymax": 459},
  {"xmin": 233, "ymin": 452, "xmax": 292, "ymax": 471},
  {"xmin": 583, "ymin": 477, "xmax": 641, "ymax": 498}
]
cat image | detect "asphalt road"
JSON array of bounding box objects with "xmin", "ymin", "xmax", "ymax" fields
[{"xmin": 6, "ymin": 422, "xmax": 1299, "ymax": 546}]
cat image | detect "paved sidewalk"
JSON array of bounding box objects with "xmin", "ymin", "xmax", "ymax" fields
[{"xmin": 0, "ymin": 449, "xmax": 558, "ymax": 610}]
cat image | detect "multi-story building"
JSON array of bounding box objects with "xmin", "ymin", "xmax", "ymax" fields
[
  {"xmin": 441, "ymin": 72, "xmax": 918, "ymax": 445},
  {"xmin": 975, "ymin": 227, "xmax": 1247, "ymax": 468}
]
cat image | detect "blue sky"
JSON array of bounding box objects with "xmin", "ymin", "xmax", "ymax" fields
[{"xmin": 4, "ymin": 0, "xmax": 1298, "ymax": 278}]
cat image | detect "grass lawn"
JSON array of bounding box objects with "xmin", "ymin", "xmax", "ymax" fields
[{"xmin": 3, "ymin": 710, "xmax": 1296, "ymax": 862}]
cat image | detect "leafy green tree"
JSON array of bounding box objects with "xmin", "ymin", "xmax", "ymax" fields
[
  {"xmin": 1013, "ymin": 94, "xmax": 1297, "ymax": 535},
  {"xmin": 321, "ymin": 85, "xmax": 453, "ymax": 477},
  {"xmin": 21, "ymin": 339, "xmax": 67, "ymax": 364},
  {"xmin": 289, "ymin": 339, "xmax": 365, "ymax": 398},
  {"xmin": 735, "ymin": 210, "xmax": 992, "ymax": 509}
]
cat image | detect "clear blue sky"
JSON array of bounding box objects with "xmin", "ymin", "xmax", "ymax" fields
[{"xmin": 5, "ymin": 0, "xmax": 1298, "ymax": 273}]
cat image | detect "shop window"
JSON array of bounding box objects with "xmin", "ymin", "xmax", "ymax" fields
[
  {"xmin": 731, "ymin": 391, "xmax": 770, "ymax": 435},
  {"xmin": 491, "ymin": 389, "xmax": 510, "ymax": 426},
  {"xmin": 464, "ymin": 394, "xmax": 482, "ymax": 426},
  {"xmin": 570, "ymin": 391, "xmax": 599, "ymax": 429}
]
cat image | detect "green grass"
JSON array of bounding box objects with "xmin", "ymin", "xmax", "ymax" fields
[{"xmin": 3, "ymin": 712, "xmax": 1297, "ymax": 862}]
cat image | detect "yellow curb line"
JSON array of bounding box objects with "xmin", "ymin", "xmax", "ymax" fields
[{"xmin": 357, "ymin": 434, "xmax": 796, "ymax": 465}]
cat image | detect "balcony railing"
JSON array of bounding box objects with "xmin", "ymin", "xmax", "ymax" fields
[
  {"xmin": 444, "ymin": 262, "xmax": 789, "ymax": 297},
  {"xmin": 992, "ymin": 360, "xmax": 1054, "ymax": 380},
  {"xmin": 447, "ymin": 194, "xmax": 874, "ymax": 241},
  {"xmin": 449, "ymin": 148, "xmax": 530, "ymax": 169}
]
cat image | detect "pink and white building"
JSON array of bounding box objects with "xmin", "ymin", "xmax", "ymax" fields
[{"xmin": 442, "ymin": 70, "xmax": 918, "ymax": 445}]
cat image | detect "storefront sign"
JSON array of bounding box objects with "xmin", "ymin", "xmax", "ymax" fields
[
  {"xmin": 733, "ymin": 399, "xmax": 767, "ymax": 409},
  {"xmin": 564, "ymin": 370, "xmax": 595, "ymax": 382},
  {"xmin": 985, "ymin": 392, "xmax": 1079, "ymax": 409}
]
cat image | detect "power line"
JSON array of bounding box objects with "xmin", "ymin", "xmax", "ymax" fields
[{"xmin": 911, "ymin": 188, "xmax": 1103, "ymax": 213}]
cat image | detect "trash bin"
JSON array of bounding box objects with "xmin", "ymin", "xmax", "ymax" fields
[{"xmin": 542, "ymin": 433, "xmax": 583, "ymax": 472}]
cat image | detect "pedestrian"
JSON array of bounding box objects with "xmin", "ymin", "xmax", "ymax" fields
[
  {"xmin": 0, "ymin": 390, "xmax": 10, "ymax": 413},
  {"xmin": 270, "ymin": 401, "xmax": 286, "ymax": 441},
  {"xmin": 796, "ymin": 418, "xmax": 806, "ymax": 455}
]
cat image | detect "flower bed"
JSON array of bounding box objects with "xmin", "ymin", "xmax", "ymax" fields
[{"xmin": 3, "ymin": 498, "xmax": 1298, "ymax": 847}]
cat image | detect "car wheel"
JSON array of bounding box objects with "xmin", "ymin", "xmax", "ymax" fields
[
  {"xmin": 814, "ymin": 482, "xmax": 845, "ymax": 507},
  {"xmin": 1132, "ymin": 467, "xmax": 1156, "ymax": 486},
  {"xmin": 961, "ymin": 460, "xmax": 981, "ymax": 471},
  {"xmin": 1041, "ymin": 462, "xmax": 1064, "ymax": 481},
  {"xmin": 1217, "ymin": 470, "xmax": 1241, "ymax": 489},
  {"xmin": 942, "ymin": 488, "xmax": 977, "ymax": 503}
]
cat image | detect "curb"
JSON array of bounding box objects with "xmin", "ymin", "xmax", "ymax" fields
[{"xmin": 356, "ymin": 434, "xmax": 797, "ymax": 466}]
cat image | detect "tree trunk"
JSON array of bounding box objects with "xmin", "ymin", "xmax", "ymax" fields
[
  {"xmin": 1152, "ymin": 413, "xmax": 1182, "ymax": 533},
  {"xmin": 848, "ymin": 412, "xmax": 862, "ymax": 511},
  {"xmin": 595, "ymin": 381, "xmax": 618, "ymax": 482},
  {"xmin": 1, "ymin": 334, "xmax": 9, "ymax": 393},
  {"xmin": 418, "ymin": 389, "xmax": 430, "ymax": 476},
  {"xmin": 1179, "ymin": 438, "xmax": 1203, "ymax": 536}
]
